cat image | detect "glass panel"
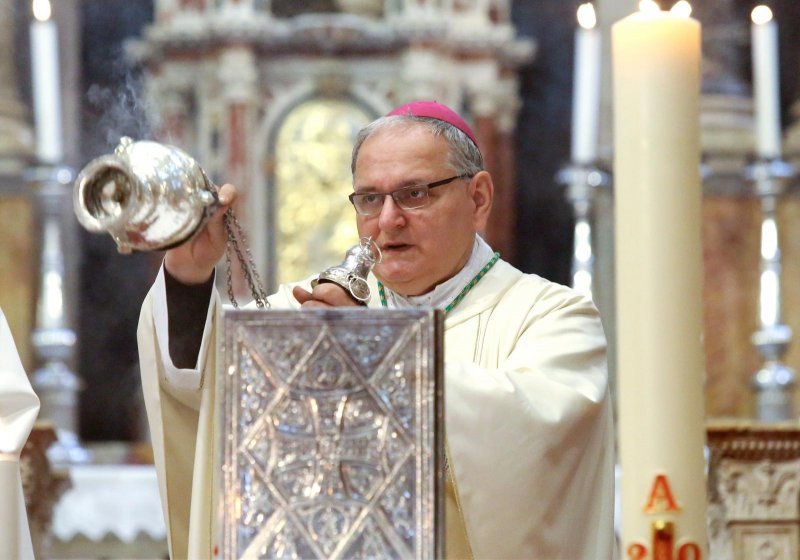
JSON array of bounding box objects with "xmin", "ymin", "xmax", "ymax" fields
[{"xmin": 274, "ymin": 99, "xmax": 372, "ymax": 285}]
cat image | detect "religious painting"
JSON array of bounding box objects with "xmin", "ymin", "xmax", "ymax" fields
[{"xmin": 273, "ymin": 98, "xmax": 373, "ymax": 286}]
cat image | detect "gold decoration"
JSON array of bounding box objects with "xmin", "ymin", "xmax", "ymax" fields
[
  {"xmin": 274, "ymin": 99, "xmax": 371, "ymax": 285},
  {"xmin": 652, "ymin": 520, "xmax": 674, "ymax": 560}
]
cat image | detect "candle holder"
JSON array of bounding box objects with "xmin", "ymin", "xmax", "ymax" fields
[
  {"xmin": 27, "ymin": 163, "xmax": 91, "ymax": 466},
  {"xmin": 556, "ymin": 162, "xmax": 611, "ymax": 297},
  {"xmin": 745, "ymin": 158, "xmax": 796, "ymax": 422}
]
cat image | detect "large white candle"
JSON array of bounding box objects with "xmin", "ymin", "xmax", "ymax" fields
[
  {"xmin": 30, "ymin": 0, "xmax": 63, "ymax": 163},
  {"xmin": 751, "ymin": 5, "xmax": 782, "ymax": 159},
  {"xmin": 571, "ymin": 3, "xmax": 601, "ymax": 164},
  {"xmin": 612, "ymin": 1, "xmax": 708, "ymax": 558}
]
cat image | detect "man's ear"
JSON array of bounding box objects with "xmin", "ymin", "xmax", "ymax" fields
[{"xmin": 470, "ymin": 170, "xmax": 494, "ymax": 230}]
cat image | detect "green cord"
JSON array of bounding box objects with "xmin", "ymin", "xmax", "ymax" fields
[{"xmin": 377, "ymin": 252, "xmax": 500, "ymax": 314}]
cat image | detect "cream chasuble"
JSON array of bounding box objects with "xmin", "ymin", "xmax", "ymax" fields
[
  {"xmin": 0, "ymin": 308, "xmax": 40, "ymax": 560},
  {"xmin": 138, "ymin": 251, "xmax": 615, "ymax": 559}
]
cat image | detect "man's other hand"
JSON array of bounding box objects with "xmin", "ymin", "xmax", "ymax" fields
[{"xmin": 293, "ymin": 283, "xmax": 362, "ymax": 308}]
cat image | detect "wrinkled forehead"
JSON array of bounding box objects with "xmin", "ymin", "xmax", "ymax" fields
[
  {"xmin": 364, "ymin": 119, "xmax": 437, "ymax": 145},
  {"xmin": 355, "ymin": 122, "xmax": 451, "ymax": 173},
  {"xmin": 355, "ymin": 143, "xmax": 453, "ymax": 192}
]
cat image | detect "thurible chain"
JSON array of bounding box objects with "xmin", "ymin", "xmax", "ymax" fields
[{"xmin": 222, "ymin": 208, "xmax": 269, "ymax": 309}]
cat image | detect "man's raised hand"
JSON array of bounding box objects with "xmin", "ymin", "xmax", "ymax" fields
[{"xmin": 164, "ymin": 183, "xmax": 237, "ymax": 285}]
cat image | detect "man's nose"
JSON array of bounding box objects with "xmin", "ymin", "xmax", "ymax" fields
[{"xmin": 377, "ymin": 195, "xmax": 406, "ymax": 230}]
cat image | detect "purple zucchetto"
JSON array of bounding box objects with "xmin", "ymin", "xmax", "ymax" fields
[{"xmin": 387, "ymin": 100, "xmax": 480, "ymax": 152}]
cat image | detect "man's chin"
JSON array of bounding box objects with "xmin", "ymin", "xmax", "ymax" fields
[{"xmin": 374, "ymin": 269, "xmax": 417, "ymax": 295}]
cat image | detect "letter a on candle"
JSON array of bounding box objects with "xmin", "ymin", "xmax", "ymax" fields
[{"xmin": 643, "ymin": 474, "xmax": 681, "ymax": 513}]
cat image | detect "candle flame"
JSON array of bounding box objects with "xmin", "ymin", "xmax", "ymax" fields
[
  {"xmin": 751, "ymin": 5, "xmax": 773, "ymax": 25},
  {"xmin": 639, "ymin": 0, "xmax": 661, "ymax": 14},
  {"xmin": 32, "ymin": 0, "xmax": 52, "ymax": 22},
  {"xmin": 670, "ymin": 1, "xmax": 692, "ymax": 17},
  {"xmin": 577, "ymin": 3, "xmax": 597, "ymax": 30}
]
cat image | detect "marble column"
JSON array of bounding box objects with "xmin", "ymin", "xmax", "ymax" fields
[
  {"xmin": 219, "ymin": 47, "xmax": 259, "ymax": 299},
  {"xmin": 770, "ymin": 37, "xmax": 800, "ymax": 419},
  {"xmin": 472, "ymin": 101, "xmax": 501, "ymax": 245},
  {"xmin": 483, "ymin": 77, "xmax": 520, "ymax": 263},
  {"xmin": 156, "ymin": 91, "xmax": 190, "ymax": 148},
  {"xmin": 784, "ymin": 101, "xmax": 800, "ymax": 391},
  {"xmin": 157, "ymin": 0, "xmax": 181, "ymax": 22},
  {"xmin": 181, "ymin": 0, "xmax": 206, "ymax": 10},
  {"xmin": 400, "ymin": 48, "xmax": 452, "ymax": 106}
]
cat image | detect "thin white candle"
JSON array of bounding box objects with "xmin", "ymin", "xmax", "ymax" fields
[
  {"xmin": 613, "ymin": 2, "xmax": 708, "ymax": 557},
  {"xmin": 30, "ymin": 0, "xmax": 63, "ymax": 163},
  {"xmin": 751, "ymin": 5, "xmax": 782, "ymax": 159},
  {"xmin": 571, "ymin": 3, "xmax": 601, "ymax": 164}
]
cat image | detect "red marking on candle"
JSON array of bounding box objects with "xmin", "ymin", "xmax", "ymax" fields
[
  {"xmin": 678, "ymin": 542, "xmax": 702, "ymax": 560},
  {"xmin": 627, "ymin": 543, "xmax": 647, "ymax": 560},
  {"xmin": 653, "ymin": 539, "xmax": 672, "ymax": 560},
  {"xmin": 644, "ymin": 474, "xmax": 681, "ymax": 513}
]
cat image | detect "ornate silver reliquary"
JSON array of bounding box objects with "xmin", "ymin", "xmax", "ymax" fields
[{"xmin": 216, "ymin": 308, "xmax": 443, "ymax": 559}]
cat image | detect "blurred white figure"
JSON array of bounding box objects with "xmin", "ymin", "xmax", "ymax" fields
[{"xmin": 0, "ymin": 308, "xmax": 41, "ymax": 559}]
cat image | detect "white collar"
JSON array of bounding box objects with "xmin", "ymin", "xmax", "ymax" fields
[{"xmin": 383, "ymin": 235, "xmax": 495, "ymax": 310}]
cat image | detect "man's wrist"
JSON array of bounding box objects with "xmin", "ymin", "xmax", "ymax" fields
[
  {"xmin": 164, "ymin": 256, "xmax": 214, "ymax": 286},
  {"xmin": 164, "ymin": 265, "xmax": 215, "ymax": 292},
  {"xmin": 164, "ymin": 264, "xmax": 215, "ymax": 369}
]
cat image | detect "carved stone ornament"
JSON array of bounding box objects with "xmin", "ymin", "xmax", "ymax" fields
[
  {"xmin": 707, "ymin": 422, "xmax": 800, "ymax": 560},
  {"xmin": 216, "ymin": 308, "xmax": 444, "ymax": 559}
]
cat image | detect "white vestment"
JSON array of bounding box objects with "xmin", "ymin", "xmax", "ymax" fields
[
  {"xmin": 0, "ymin": 309, "xmax": 40, "ymax": 560},
  {"xmin": 138, "ymin": 256, "xmax": 615, "ymax": 559}
]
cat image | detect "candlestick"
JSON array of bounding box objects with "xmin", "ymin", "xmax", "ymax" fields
[
  {"xmin": 747, "ymin": 159, "xmax": 795, "ymax": 421},
  {"xmin": 556, "ymin": 163, "xmax": 610, "ymax": 297},
  {"xmin": 30, "ymin": 0, "xmax": 63, "ymax": 164},
  {"xmin": 29, "ymin": 165, "xmax": 91, "ymax": 467},
  {"xmin": 612, "ymin": 3, "xmax": 708, "ymax": 557},
  {"xmin": 571, "ymin": 3, "xmax": 601, "ymax": 164},
  {"xmin": 751, "ymin": 5, "xmax": 781, "ymax": 159}
]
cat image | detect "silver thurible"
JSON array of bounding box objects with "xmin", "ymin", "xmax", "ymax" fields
[{"xmin": 73, "ymin": 137, "xmax": 218, "ymax": 253}]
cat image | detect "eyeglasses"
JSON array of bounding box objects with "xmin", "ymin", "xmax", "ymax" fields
[{"xmin": 349, "ymin": 174, "xmax": 471, "ymax": 217}]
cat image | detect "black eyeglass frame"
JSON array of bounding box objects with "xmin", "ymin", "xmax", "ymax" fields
[{"xmin": 348, "ymin": 174, "xmax": 473, "ymax": 216}]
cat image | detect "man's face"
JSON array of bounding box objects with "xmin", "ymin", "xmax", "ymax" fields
[{"xmin": 353, "ymin": 125, "xmax": 485, "ymax": 296}]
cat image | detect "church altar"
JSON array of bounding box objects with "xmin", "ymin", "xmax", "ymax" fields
[
  {"xmin": 49, "ymin": 463, "xmax": 167, "ymax": 559},
  {"xmin": 20, "ymin": 433, "xmax": 167, "ymax": 560},
  {"xmin": 19, "ymin": 423, "xmax": 800, "ymax": 559}
]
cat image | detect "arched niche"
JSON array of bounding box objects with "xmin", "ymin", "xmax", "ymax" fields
[{"xmin": 263, "ymin": 95, "xmax": 377, "ymax": 288}]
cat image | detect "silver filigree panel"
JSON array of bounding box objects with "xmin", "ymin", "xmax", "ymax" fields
[{"xmin": 217, "ymin": 308, "xmax": 443, "ymax": 559}]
